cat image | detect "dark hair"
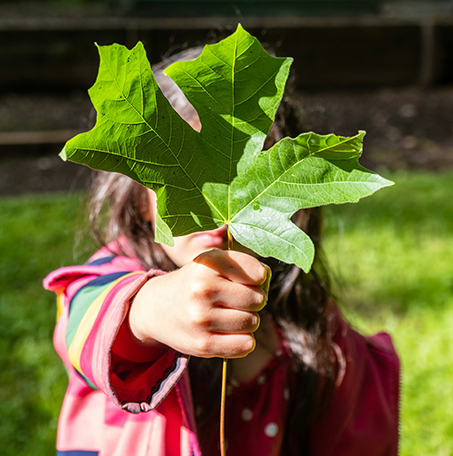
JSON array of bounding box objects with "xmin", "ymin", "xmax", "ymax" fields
[{"xmin": 87, "ymin": 47, "xmax": 336, "ymax": 455}]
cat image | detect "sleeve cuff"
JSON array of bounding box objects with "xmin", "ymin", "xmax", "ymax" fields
[{"xmin": 90, "ymin": 269, "xmax": 190, "ymax": 412}]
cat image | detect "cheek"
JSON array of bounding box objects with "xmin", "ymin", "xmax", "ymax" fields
[
  {"xmin": 145, "ymin": 189, "xmax": 157, "ymax": 224},
  {"xmin": 147, "ymin": 189, "xmax": 194, "ymax": 267}
]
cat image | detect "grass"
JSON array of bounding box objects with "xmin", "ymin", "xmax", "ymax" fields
[
  {"xmin": 323, "ymin": 169, "xmax": 453, "ymax": 455},
  {"xmin": 0, "ymin": 193, "xmax": 92, "ymax": 455},
  {"xmin": 0, "ymin": 169, "xmax": 452, "ymax": 454}
]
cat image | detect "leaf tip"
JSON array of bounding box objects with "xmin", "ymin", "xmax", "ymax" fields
[
  {"xmin": 135, "ymin": 41, "xmax": 145, "ymax": 52},
  {"xmin": 357, "ymin": 130, "xmax": 367, "ymax": 140},
  {"xmin": 59, "ymin": 147, "xmax": 68, "ymax": 162},
  {"xmin": 383, "ymin": 177, "xmax": 395, "ymax": 188},
  {"xmin": 299, "ymin": 247, "xmax": 315, "ymax": 273}
]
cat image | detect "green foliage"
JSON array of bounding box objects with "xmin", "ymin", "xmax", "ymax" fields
[{"xmin": 61, "ymin": 25, "xmax": 392, "ymax": 271}]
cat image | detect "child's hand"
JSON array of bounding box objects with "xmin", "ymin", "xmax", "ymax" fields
[{"xmin": 129, "ymin": 249, "xmax": 271, "ymax": 358}]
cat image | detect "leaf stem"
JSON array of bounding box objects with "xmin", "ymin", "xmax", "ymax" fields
[
  {"xmin": 220, "ymin": 225, "xmax": 233, "ymax": 456},
  {"xmin": 227, "ymin": 226, "xmax": 234, "ymax": 251},
  {"xmin": 220, "ymin": 357, "xmax": 228, "ymax": 456}
]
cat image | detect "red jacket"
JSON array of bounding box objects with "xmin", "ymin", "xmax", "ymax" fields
[{"xmin": 44, "ymin": 246, "xmax": 399, "ymax": 456}]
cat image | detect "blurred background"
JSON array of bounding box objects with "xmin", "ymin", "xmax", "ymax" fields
[{"xmin": 0, "ymin": 0, "xmax": 452, "ymax": 454}]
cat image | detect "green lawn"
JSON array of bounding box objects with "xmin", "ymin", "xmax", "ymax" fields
[
  {"xmin": 0, "ymin": 193, "xmax": 92, "ymax": 455},
  {"xmin": 324, "ymin": 170, "xmax": 453, "ymax": 455},
  {"xmin": 0, "ymin": 170, "xmax": 452, "ymax": 455}
]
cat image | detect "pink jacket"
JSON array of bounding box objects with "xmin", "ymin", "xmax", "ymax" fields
[{"xmin": 44, "ymin": 246, "xmax": 399, "ymax": 456}]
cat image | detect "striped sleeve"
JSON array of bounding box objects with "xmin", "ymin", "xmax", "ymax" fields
[
  {"xmin": 44, "ymin": 252, "xmax": 189, "ymax": 412},
  {"xmin": 66, "ymin": 270, "xmax": 143, "ymax": 389}
]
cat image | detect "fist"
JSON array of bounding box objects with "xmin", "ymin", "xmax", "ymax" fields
[{"xmin": 129, "ymin": 249, "xmax": 271, "ymax": 358}]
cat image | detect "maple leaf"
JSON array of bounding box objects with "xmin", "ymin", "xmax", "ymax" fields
[{"xmin": 61, "ymin": 25, "xmax": 393, "ymax": 271}]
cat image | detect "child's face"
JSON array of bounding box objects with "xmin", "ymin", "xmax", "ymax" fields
[
  {"xmin": 146, "ymin": 189, "xmax": 254, "ymax": 267},
  {"xmin": 144, "ymin": 115, "xmax": 256, "ymax": 267}
]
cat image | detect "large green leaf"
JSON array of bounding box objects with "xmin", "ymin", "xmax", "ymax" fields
[{"xmin": 61, "ymin": 25, "xmax": 393, "ymax": 271}]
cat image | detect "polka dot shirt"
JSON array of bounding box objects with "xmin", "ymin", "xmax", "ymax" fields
[{"xmin": 198, "ymin": 344, "xmax": 294, "ymax": 456}]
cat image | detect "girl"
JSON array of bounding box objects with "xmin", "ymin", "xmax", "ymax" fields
[{"xmin": 44, "ymin": 48, "xmax": 399, "ymax": 456}]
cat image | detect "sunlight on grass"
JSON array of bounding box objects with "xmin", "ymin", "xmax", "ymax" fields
[
  {"xmin": 324, "ymin": 170, "xmax": 453, "ymax": 455},
  {"xmin": 0, "ymin": 169, "xmax": 452, "ymax": 455}
]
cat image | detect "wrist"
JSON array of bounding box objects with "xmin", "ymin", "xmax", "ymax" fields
[{"xmin": 113, "ymin": 278, "xmax": 168, "ymax": 363}]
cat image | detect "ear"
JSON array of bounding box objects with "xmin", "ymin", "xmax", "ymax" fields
[{"xmin": 142, "ymin": 206, "xmax": 151, "ymax": 223}]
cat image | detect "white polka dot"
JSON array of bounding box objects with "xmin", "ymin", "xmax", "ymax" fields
[
  {"xmin": 241, "ymin": 408, "xmax": 253, "ymax": 421},
  {"xmin": 283, "ymin": 388, "xmax": 290, "ymax": 400},
  {"xmin": 275, "ymin": 348, "xmax": 283, "ymax": 357},
  {"xmin": 257, "ymin": 375, "xmax": 266, "ymax": 384},
  {"xmin": 264, "ymin": 422, "xmax": 279, "ymax": 437},
  {"xmin": 230, "ymin": 378, "xmax": 239, "ymax": 387},
  {"xmin": 226, "ymin": 385, "xmax": 233, "ymax": 395}
]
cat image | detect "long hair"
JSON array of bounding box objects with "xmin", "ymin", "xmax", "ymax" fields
[{"xmin": 87, "ymin": 47, "xmax": 336, "ymax": 454}]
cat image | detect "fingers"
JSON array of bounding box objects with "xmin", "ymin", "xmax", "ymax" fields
[
  {"xmin": 193, "ymin": 333, "xmax": 257, "ymax": 359},
  {"xmin": 204, "ymin": 308, "xmax": 260, "ymax": 334},
  {"xmin": 188, "ymin": 277, "xmax": 267, "ymax": 312},
  {"xmin": 221, "ymin": 281, "xmax": 267, "ymax": 311},
  {"xmin": 193, "ymin": 249, "xmax": 270, "ymax": 287},
  {"xmin": 130, "ymin": 248, "xmax": 272, "ymax": 360}
]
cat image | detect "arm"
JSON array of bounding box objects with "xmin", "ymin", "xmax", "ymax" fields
[
  {"xmin": 44, "ymin": 249, "xmax": 270, "ymax": 413},
  {"xmin": 44, "ymin": 253, "xmax": 183, "ymax": 412}
]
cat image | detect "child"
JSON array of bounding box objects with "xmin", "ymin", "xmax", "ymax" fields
[{"xmin": 44, "ymin": 49, "xmax": 399, "ymax": 456}]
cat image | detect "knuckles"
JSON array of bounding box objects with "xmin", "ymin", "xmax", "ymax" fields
[
  {"xmin": 187, "ymin": 280, "xmax": 219, "ymax": 303},
  {"xmin": 186, "ymin": 301, "xmax": 213, "ymax": 330},
  {"xmin": 193, "ymin": 334, "xmax": 215, "ymax": 357}
]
